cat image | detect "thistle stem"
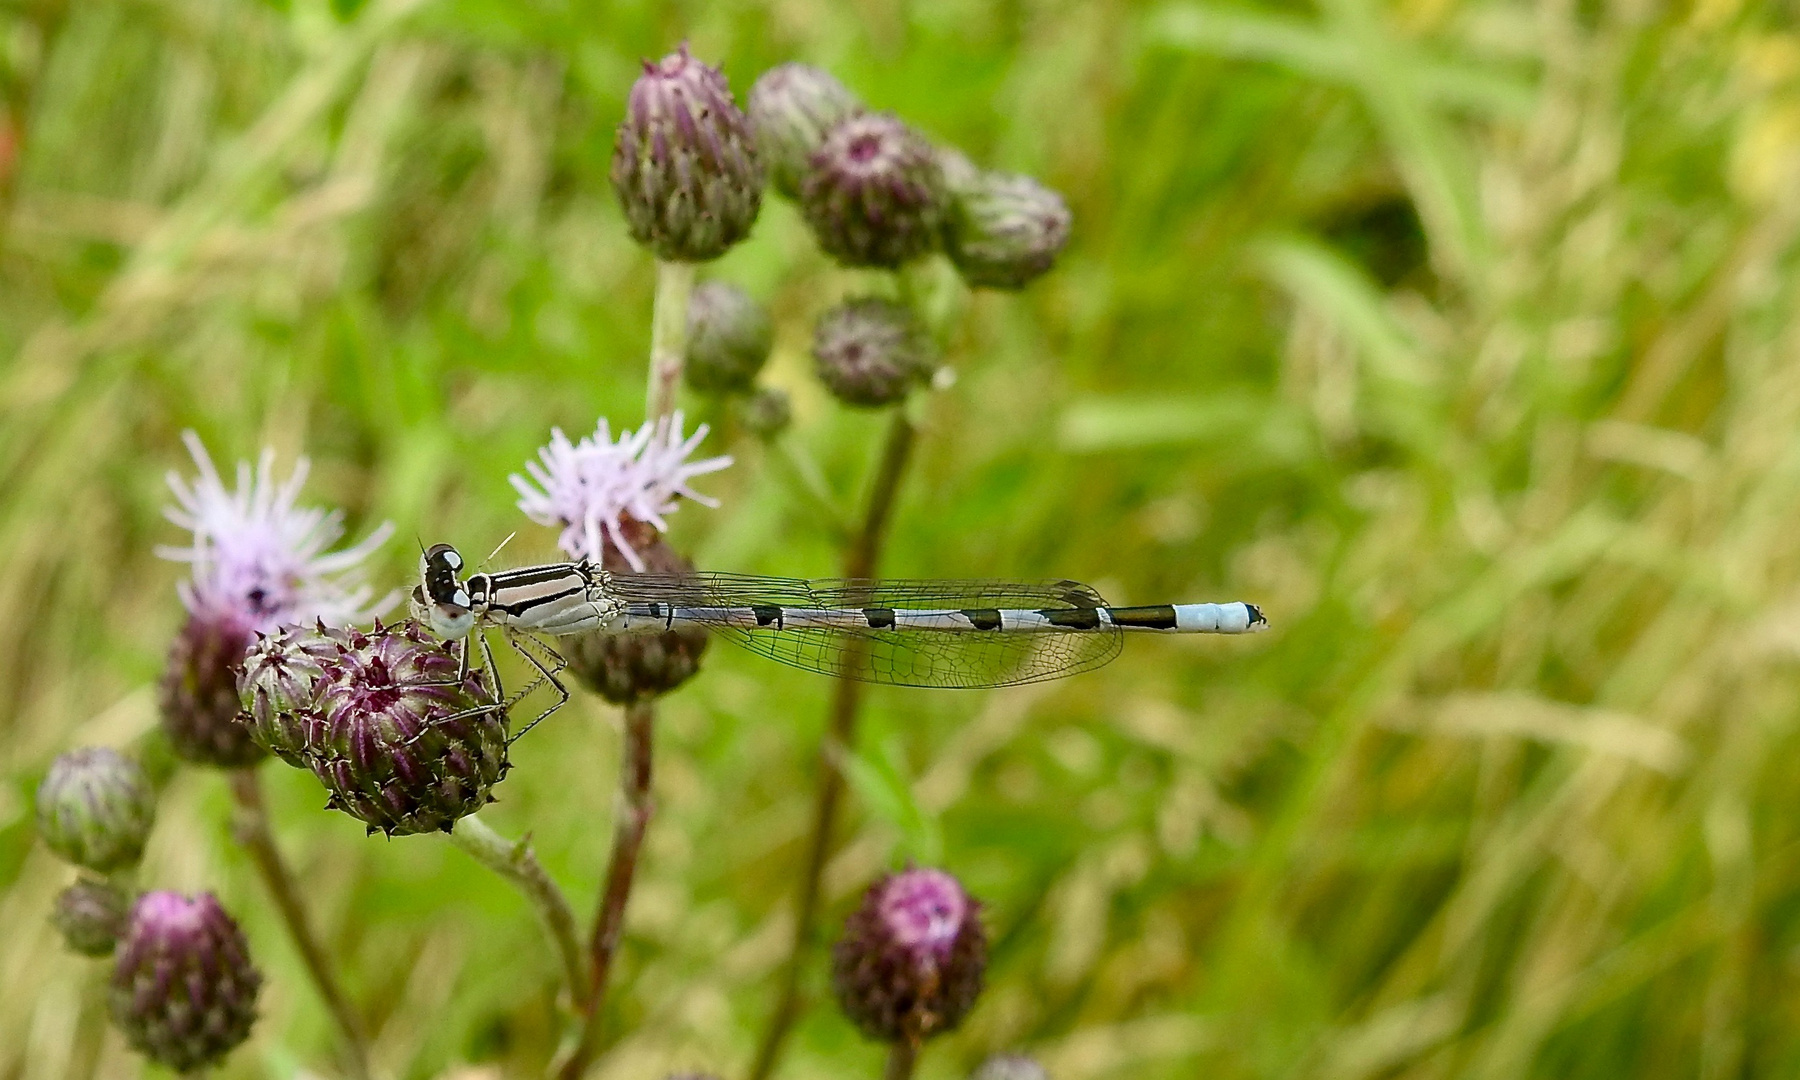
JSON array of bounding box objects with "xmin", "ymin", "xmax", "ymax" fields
[
  {"xmin": 560, "ymin": 699, "xmax": 657, "ymax": 1080},
  {"xmin": 447, "ymin": 814, "xmax": 591, "ymax": 1011},
  {"xmin": 884, "ymin": 1041, "xmax": 919, "ymax": 1080},
  {"xmin": 749, "ymin": 410, "xmax": 917, "ymax": 1080},
  {"xmin": 227, "ymin": 768, "xmax": 369, "ymax": 1080},
  {"xmin": 646, "ymin": 259, "xmax": 698, "ymax": 420}
]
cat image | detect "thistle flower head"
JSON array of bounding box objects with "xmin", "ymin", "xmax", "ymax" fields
[
  {"xmin": 37, "ymin": 747, "xmax": 156, "ymax": 873},
  {"xmin": 812, "ymin": 297, "xmax": 935, "ymax": 408},
  {"xmin": 110, "ymin": 891, "xmax": 260, "ymax": 1072},
  {"xmin": 308, "ymin": 621, "xmax": 508, "ymax": 836},
  {"xmin": 511, "ymin": 412, "xmax": 732, "ymax": 570},
  {"xmin": 748, "ymin": 62, "xmax": 862, "ymax": 199},
  {"xmin": 942, "ymin": 168, "xmax": 1072, "ymax": 290},
  {"xmin": 237, "ymin": 622, "xmax": 352, "ymax": 766},
  {"xmin": 53, "ymin": 877, "xmax": 132, "ymax": 957},
  {"xmin": 800, "ymin": 112, "xmax": 944, "ymax": 268},
  {"xmin": 685, "ymin": 281, "xmax": 774, "ymax": 396},
  {"xmin": 158, "ymin": 431, "xmax": 395, "ymax": 632},
  {"xmin": 156, "ymin": 432, "xmax": 394, "ymax": 767},
  {"xmin": 612, "ymin": 45, "xmax": 763, "ymax": 262},
  {"xmin": 739, "ymin": 385, "xmax": 793, "ymax": 438},
  {"xmin": 832, "ymin": 867, "xmax": 987, "ymax": 1045},
  {"xmin": 564, "ymin": 522, "xmax": 709, "ymax": 702}
]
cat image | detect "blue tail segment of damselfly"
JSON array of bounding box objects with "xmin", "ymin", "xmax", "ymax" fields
[{"xmin": 407, "ymin": 543, "xmax": 1268, "ymax": 732}]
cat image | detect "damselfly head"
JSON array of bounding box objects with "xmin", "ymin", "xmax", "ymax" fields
[{"xmin": 416, "ymin": 544, "xmax": 476, "ymax": 640}]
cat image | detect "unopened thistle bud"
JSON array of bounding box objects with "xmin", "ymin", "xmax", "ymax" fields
[
  {"xmin": 308, "ymin": 621, "xmax": 509, "ymax": 836},
  {"xmin": 800, "ymin": 113, "xmax": 944, "ymax": 268},
  {"xmin": 832, "ymin": 867, "xmax": 987, "ymax": 1045},
  {"xmin": 237, "ymin": 622, "xmax": 350, "ymax": 767},
  {"xmin": 748, "ymin": 63, "xmax": 862, "ymax": 199},
  {"xmin": 813, "ymin": 297, "xmax": 935, "ymax": 408},
  {"xmin": 37, "ymin": 748, "xmax": 157, "ymax": 873},
  {"xmin": 943, "ymin": 168, "xmax": 1071, "ymax": 290},
  {"xmin": 612, "ymin": 46, "xmax": 763, "ymax": 263},
  {"xmin": 110, "ymin": 891, "xmax": 260, "ymax": 1072},
  {"xmin": 739, "ymin": 385, "xmax": 793, "ymax": 438},
  {"xmin": 160, "ymin": 612, "xmax": 264, "ymax": 768},
  {"xmin": 685, "ymin": 281, "xmax": 774, "ymax": 395},
  {"xmin": 53, "ymin": 877, "xmax": 132, "ymax": 957},
  {"xmin": 565, "ymin": 523, "xmax": 708, "ymax": 703},
  {"xmin": 973, "ymin": 1054, "xmax": 1050, "ymax": 1080}
]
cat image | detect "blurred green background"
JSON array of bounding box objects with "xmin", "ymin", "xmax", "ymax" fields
[{"xmin": 7, "ymin": 0, "xmax": 1800, "ymax": 1077}]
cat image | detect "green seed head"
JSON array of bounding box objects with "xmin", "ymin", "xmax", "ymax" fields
[
  {"xmin": 685, "ymin": 281, "xmax": 774, "ymax": 395},
  {"xmin": 53, "ymin": 877, "xmax": 133, "ymax": 957},
  {"xmin": 748, "ymin": 63, "xmax": 862, "ymax": 200},
  {"xmin": 36, "ymin": 748, "xmax": 157, "ymax": 873},
  {"xmin": 943, "ymin": 168, "xmax": 1071, "ymax": 290}
]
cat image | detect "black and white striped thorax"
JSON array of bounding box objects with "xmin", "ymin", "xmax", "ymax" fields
[{"xmin": 412, "ymin": 543, "xmax": 1267, "ymax": 689}]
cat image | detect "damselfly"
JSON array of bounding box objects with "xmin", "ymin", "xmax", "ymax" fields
[{"xmin": 409, "ymin": 543, "xmax": 1267, "ymax": 736}]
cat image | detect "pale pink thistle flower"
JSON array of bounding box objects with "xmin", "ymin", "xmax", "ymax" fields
[
  {"xmin": 156, "ymin": 431, "xmax": 395, "ymax": 767},
  {"xmin": 511, "ymin": 411, "xmax": 731, "ymax": 570}
]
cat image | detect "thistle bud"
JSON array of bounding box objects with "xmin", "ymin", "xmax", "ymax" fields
[
  {"xmin": 832, "ymin": 867, "xmax": 987, "ymax": 1044},
  {"xmin": 973, "ymin": 1055, "xmax": 1050, "ymax": 1080},
  {"xmin": 739, "ymin": 385, "xmax": 793, "ymax": 438},
  {"xmin": 812, "ymin": 297, "xmax": 934, "ymax": 408},
  {"xmin": 612, "ymin": 45, "xmax": 762, "ymax": 263},
  {"xmin": 159, "ymin": 611, "xmax": 265, "ymax": 768},
  {"xmin": 237, "ymin": 622, "xmax": 351, "ymax": 767},
  {"xmin": 53, "ymin": 877, "xmax": 132, "ymax": 957},
  {"xmin": 308, "ymin": 621, "xmax": 509, "ymax": 836},
  {"xmin": 801, "ymin": 113, "xmax": 944, "ymax": 269},
  {"xmin": 748, "ymin": 63, "xmax": 862, "ymax": 199},
  {"xmin": 943, "ymin": 169, "xmax": 1071, "ymax": 290},
  {"xmin": 37, "ymin": 748, "xmax": 157, "ymax": 873},
  {"xmin": 685, "ymin": 281, "xmax": 774, "ymax": 395},
  {"xmin": 566, "ymin": 522, "xmax": 707, "ymax": 703},
  {"xmin": 110, "ymin": 891, "xmax": 260, "ymax": 1072}
]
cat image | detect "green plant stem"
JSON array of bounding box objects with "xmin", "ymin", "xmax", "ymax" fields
[
  {"xmin": 447, "ymin": 814, "xmax": 591, "ymax": 1011},
  {"xmin": 884, "ymin": 1041, "xmax": 919, "ymax": 1080},
  {"xmin": 559, "ymin": 699, "xmax": 657, "ymax": 1080},
  {"xmin": 227, "ymin": 768, "xmax": 370, "ymax": 1080},
  {"xmin": 748, "ymin": 409, "xmax": 917, "ymax": 1080},
  {"xmin": 646, "ymin": 259, "xmax": 697, "ymax": 420}
]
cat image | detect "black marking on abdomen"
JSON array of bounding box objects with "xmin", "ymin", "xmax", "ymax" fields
[
  {"xmin": 751, "ymin": 604, "xmax": 784, "ymax": 628},
  {"xmin": 1107, "ymin": 605, "xmax": 1180, "ymax": 630},
  {"xmin": 963, "ymin": 608, "xmax": 1003, "ymax": 630},
  {"xmin": 1043, "ymin": 607, "xmax": 1102, "ymax": 630},
  {"xmin": 864, "ymin": 608, "xmax": 895, "ymax": 629}
]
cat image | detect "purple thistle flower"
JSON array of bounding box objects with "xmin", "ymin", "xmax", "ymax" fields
[
  {"xmin": 158, "ymin": 431, "xmax": 394, "ymax": 632},
  {"xmin": 511, "ymin": 412, "xmax": 731, "ymax": 570},
  {"xmin": 109, "ymin": 891, "xmax": 261, "ymax": 1072},
  {"xmin": 156, "ymin": 432, "xmax": 394, "ymax": 767},
  {"xmin": 833, "ymin": 867, "xmax": 988, "ymax": 1045}
]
